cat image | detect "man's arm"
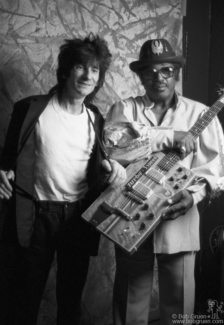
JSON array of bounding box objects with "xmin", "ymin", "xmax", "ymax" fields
[
  {"xmin": 0, "ymin": 101, "xmax": 24, "ymax": 200},
  {"xmin": 101, "ymin": 158, "xmax": 126, "ymax": 187},
  {"xmin": 104, "ymin": 101, "xmax": 223, "ymax": 220},
  {"xmin": 103, "ymin": 100, "xmax": 197, "ymax": 165}
]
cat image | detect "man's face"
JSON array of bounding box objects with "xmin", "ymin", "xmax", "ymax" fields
[
  {"xmin": 65, "ymin": 61, "xmax": 100, "ymax": 100},
  {"xmin": 140, "ymin": 63, "xmax": 177, "ymax": 103}
]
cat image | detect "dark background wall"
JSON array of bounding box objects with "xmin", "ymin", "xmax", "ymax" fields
[
  {"xmin": 201, "ymin": 0, "xmax": 224, "ymax": 311},
  {"xmin": 183, "ymin": 0, "xmax": 224, "ymax": 313},
  {"xmin": 183, "ymin": 0, "xmax": 210, "ymax": 105}
]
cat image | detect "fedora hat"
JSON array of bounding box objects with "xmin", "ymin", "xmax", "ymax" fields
[{"xmin": 130, "ymin": 39, "xmax": 186, "ymax": 72}]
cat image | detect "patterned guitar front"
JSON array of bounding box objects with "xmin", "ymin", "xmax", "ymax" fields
[{"xmin": 83, "ymin": 153, "xmax": 196, "ymax": 253}]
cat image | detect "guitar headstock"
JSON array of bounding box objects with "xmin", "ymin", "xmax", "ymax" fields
[{"xmin": 216, "ymin": 83, "xmax": 224, "ymax": 97}]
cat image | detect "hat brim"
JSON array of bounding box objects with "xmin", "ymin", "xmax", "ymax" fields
[{"xmin": 129, "ymin": 56, "xmax": 186, "ymax": 72}]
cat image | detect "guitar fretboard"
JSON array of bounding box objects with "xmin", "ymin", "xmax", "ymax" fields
[
  {"xmin": 190, "ymin": 99, "xmax": 224, "ymax": 138},
  {"xmin": 157, "ymin": 95, "xmax": 224, "ymax": 173}
]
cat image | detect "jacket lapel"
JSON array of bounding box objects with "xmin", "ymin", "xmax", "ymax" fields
[
  {"xmin": 16, "ymin": 95, "xmax": 51, "ymax": 246},
  {"xmin": 18, "ymin": 95, "xmax": 51, "ymax": 151}
]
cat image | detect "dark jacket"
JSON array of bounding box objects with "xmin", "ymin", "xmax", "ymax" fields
[{"xmin": 0, "ymin": 94, "xmax": 107, "ymax": 255}]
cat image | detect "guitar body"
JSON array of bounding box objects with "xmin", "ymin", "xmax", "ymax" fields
[{"xmin": 82, "ymin": 152, "xmax": 196, "ymax": 254}]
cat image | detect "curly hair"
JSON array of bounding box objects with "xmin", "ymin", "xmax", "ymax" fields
[{"xmin": 49, "ymin": 34, "xmax": 112, "ymax": 105}]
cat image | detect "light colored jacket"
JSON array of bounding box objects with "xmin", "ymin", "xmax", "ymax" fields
[{"xmin": 103, "ymin": 92, "xmax": 224, "ymax": 253}]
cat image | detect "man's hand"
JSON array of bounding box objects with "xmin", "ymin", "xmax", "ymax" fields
[
  {"xmin": 102, "ymin": 159, "xmax": 126, "ymax": 187},
  {"xmin": 0, "ymin": 170, "xmax": 15, "ymax": 200},
  {"xmin": 173, "ymin": 131, "xmax": 197, "ymax": 160},
  {"xmin": 161, "ymin": 189, "xmax": 193, "ymax": 220}
]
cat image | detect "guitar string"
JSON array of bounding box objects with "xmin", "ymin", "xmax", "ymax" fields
[
  {"xmin": 190, "ymin": 102, "xmax": 223, "ymax": 137},
  {"xmin": 119, "ymin": 163, "xmax": 166, "ymax": 215}
]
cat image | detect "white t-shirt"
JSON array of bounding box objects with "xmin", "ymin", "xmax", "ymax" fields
[{"xmin": 34, "ymin": 95, "xmax": 96, "ymax": 201}]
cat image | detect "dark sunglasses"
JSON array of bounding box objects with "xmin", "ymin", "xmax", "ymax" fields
[{"xmin": 141, "ymin": 66, "xmax": 175, "ymax": 80}]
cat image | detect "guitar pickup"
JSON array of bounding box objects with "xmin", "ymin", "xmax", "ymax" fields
[{"xmin": 145, "ymin": 168, "xmax": 165, "ymax": 184}]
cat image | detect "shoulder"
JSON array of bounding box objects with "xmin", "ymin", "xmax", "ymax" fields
[
  {"xmin": 9, "ymin": 94, "xmax": 52, "ymax": 128},
  {"xmin": 86, "ymin": 103, "xmax": 100, "ymax": 114},
  {"xmin": 112, "ymin": 95, "xmax": 144, "ymax": 107},
  {"xmin": 86, "ymin": 103, "xmax": 103, "ymax": 121},
  {"xmin": 177, "ymin": 94, "xmax": 208, "ymax": 118},
  {"xmin": 107, "ymin": 95, "xmax": 145, "ymax": 121},
  {"xmin": 86, "ymin": 103, "xmax": 104, "ymax": 130},
  {"xmin": 14, "ymin": 94, "xmax": 51, "ymax": 109},
  {"xmin": 178, "ymin": 94, "xmax": 207, "ymax": 111}
]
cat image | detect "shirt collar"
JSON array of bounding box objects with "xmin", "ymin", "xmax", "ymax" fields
[
  {"xmin": 142, "ymin": 91, "xmax": 180, "ymax": 111},
  {"xmin": 142, "ymin": 93, "xmax": 154, "ymax": 109}
]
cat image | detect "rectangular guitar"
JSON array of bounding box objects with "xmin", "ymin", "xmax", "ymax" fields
[{"xmin": 82, "ymin": 95, "xmax": 224, "ymax": 254}]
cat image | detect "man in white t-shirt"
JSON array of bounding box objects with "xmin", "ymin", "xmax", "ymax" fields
[{"xmin": 0, "ymin": 34, "xmax": 126, "ymax": 325}]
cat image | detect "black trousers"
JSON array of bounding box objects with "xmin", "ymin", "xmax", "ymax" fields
[{"xmin": 0, "ymin": 200, "xmax": 91, "ymax": 325}]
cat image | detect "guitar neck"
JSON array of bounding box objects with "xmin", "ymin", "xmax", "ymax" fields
[
  {"xmin": 157, "ymin": 95, "xmax": 224, "ymax": 173},
  {"xmin": 189, "ymin": 96, "xmax": 224, "ymax": 139}
]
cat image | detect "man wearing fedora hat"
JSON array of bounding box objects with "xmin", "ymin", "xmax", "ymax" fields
[{"xmin": 103, "ymin": 39, "xmax": 223, "ymax": 324}]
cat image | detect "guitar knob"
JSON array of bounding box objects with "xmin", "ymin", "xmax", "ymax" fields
[
  {"xmin": 133, "ymin": 213, "xmax": 140, "ymax": 220},
  {"xmin": 148, "ymin": 213, "xmax": 154, "ymax": 220},
  {"xmin": 178, "ymin": 167, "xmax": 183, "ymax": 172},
  {"xmin": 141, "ymin": 203, "xmax": 149, "ymax": 210},
  {"xmin": 139, "ymin": 222, "xmax": 146, "ymax": 230},
  {"xmin": 174, "ymin": 184, "xmax": 179, "ymax": 190},
  {"xmin": 182, "ymin": 174, "xmax": 187, "ymax": 179},
  {"xmin": 169, "ymin": 177, "xmax": 174, "ymax": 181}
]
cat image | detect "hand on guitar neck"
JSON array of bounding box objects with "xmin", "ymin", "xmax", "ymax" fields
[
  {"xmin": 173, "ymin": 131, "xmax": 197, "ymax": 160},
  {"xmin": 129, "ymin": 123, "xmax": 197, "ymax": 161}
]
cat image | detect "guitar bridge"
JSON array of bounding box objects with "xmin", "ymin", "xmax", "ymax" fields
[
  {"xmin": 115, "ymin": 207, "xmax": 132, "ymax": 220},
  {"xmin": 123, "ymin": 190, "xmax": 144, "ymax": 204}
]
